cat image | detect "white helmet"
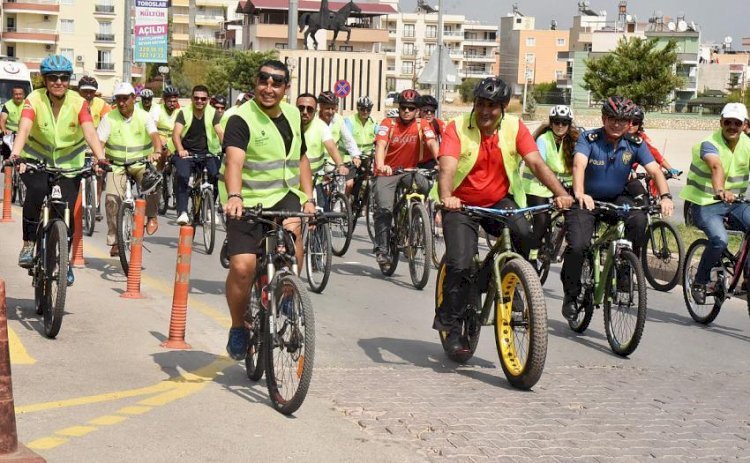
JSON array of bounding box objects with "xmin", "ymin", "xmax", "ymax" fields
[
  {"xmin": 386, "ymin": 108, "xmax": 399, "ymax": 118},
  {"xmin": 140, "ymin": 89, "xmax": 154, "ymax": 99},
  {"xmin": 549, "ymin": 105, "xmax": 573, "ymax": 121}
]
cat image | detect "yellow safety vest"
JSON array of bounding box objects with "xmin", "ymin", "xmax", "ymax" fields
[
  {"xmin": 178, "ymin": 105, "xmax": 221, "ymax": 155},
  {"xmin": 103, "ymin": 107, "xmax": 153, "ymax": 168},
  {"xmin": 329, "ymin": 115, "xmax": 352, "ymax": 163},
  {"xmin": 2, "ymin": 100, "xmax": 23, "ymax": 132},
  {"xmin": 303, "ymin": 117, "xmax": 330, "ymax": 173},
  {"xmin": 523, "ymin": 130, "xmax": 571, "ymax": 198},
  {"xmin": 346, "ymin": 114, "xmax": 376, "ymax": 155}
]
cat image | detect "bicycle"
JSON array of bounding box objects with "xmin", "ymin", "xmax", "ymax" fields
[
  {"xmin": 434, "ymin": 204, "xmax": 551, "ymax": 390},
  {"xmin": 567, "ymin": 201, "xmax": 652, "ymax": 357},
  {"xmin": 8, "ymin": 159, "xmax": 95, "ymax": 338},
  {"xmin": 682, "ymin": 195, "xmax": 750, "ymax": 324},
  {"xmin": 303, "ymin": 209, "xmax": 334, "ymax": 294},
  {"xmin": 184, "ymin": 154, "xmax": 218, "ymax": 255},
  {"xmin": 632, "ymin": 170, "xmax": 684, "ymax": 291},
  {"xmin": 378, "ymin": 168, "xmax": 433, "ymax": 290},
  {"xmin": 313, "ymin": 163, "xmax": 352, "ymax": 257},
  {"xmin": 81, "ymin": 153, "xmax": 99, "ymax": 237},
  {"xmin": 3, "ymin": 133, "xmax": 26, "ymax": 206},
  {"xmin": 347, "ymin": 153, "xmax": 375, "ymax": 242},
  {"xmin": 157, "ymin": 155, "xmax": 177, "ymax": 216},
  {"xmin": 534, "ymin": 208, "xmax": 566, "ymax": 285},
  {"xmin": 240, "ymin": 207, "xmax": 315, "ymax": 415}
]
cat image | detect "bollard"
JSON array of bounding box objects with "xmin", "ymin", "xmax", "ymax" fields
[
  {"xmin": 70, "ymin": 190, "xmax": 85, "ymax": 268},
  {"xmin": 0, "ymin": 280, "xmax": 46, "ymax": 462},
  {"xmin": 161, "ymin": 225, "xmax": 193, "ymax": 350},
  {"xmin": 1, "ymin": 166, "xmax": 13, "ymax": 223},
  {"xmin": 121, "ymin": 199, "xmax": 146, "ymax": 299}
]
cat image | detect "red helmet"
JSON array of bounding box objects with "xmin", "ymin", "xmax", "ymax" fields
[
  {"xmin": 602, "ymin": 96, "xmax": 636, "ymax": 118},
  {"xmin": 397, "ymin": 89, "xmax": 420, "ymax": 105}
]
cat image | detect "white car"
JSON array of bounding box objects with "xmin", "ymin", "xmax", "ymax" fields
[{"xmin": 384, "ymin": 91, "xmax": 399, "ymax": 106}]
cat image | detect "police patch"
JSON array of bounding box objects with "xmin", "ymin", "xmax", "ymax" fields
[
  {"xmin": 586, "ymin": 131, "xmax": 599, "ymax": 142},
  {"xmin": 622, "ymin": 151, "xmax": 633, "ymax": 165}
]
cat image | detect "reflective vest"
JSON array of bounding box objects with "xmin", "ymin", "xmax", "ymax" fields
[
  {"xmin": 21, "ymin": 88, "xmax": 88, "ymax": 174},
  {"xmin": 430, "ymin": 113, "xmax": 524, "ymax": 207},
  {"xmin": 219, "ymin": 105, "xmax": 240, "ymax": 131},
  {"xmin": 103, "ymin": 108, "xmax": 153, "ymax": 167},
  {"xmin": 178, "ymin": 105, "xmax": 220, "ymax": 155},
  {"xmin": 523, "ymin": 130, "xmax": 571, "ymax": 198},
  {"xmin": 90, "ymin": 97, "xmax": 109, "ymax": 128},
  {"xmin": 2, "ymin": 100, "xmax": 23, "ymax": 132},
  {"xmin": 346, "ymin": 114, "xmax": 376, "ymax": 155},
  {"xmin": 680, "ymin": 130, "xmax": 750, "ymax": 206},
  {"xmin": 218, "ymin": 100, "xmax": 306, "ymax": 207},
  {"xmin": 158, "ymin": 104, "xmax": 179, "ymax": 151},
  {"xmin": 329, "ymin": 115, "xmax": 352, "ymax": 163},
  {"xmin": 303, "ymin": 117, "xmax": 329, "ymax": 173}
]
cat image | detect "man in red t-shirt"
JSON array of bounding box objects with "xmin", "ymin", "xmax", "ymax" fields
[
  {"xmin": 372, "ymin": 89, "xmax": 439, "ymax": 264},
  {"xmin": 416, "ymin": 94, "xmax": 445, "ymax": 169},
  {"xmin": 436, "ymin": 77, "xmax": 572, "ymax": 355}
]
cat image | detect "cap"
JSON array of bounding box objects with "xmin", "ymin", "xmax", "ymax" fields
[
  {"xmin": 112, "ymin": 82, "xmax": 135, "ymax": 97},
  {"xmin": 721, "ymin": 103, "xmax": 748, "ymax": 122},
  {"xmin": 79, "ymin": 83, "xmax": 97, "ymax": 91}
]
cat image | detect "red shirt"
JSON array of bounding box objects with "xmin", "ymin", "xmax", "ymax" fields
[
  {"xmin": 420, "ymin": 118, "xmax": 445, "ymax": 163},
  {"xmin": 22, "ymin": 98, "xmax": 93, "ymax": 125},
  {"xmin": 376, "ymin": 117, "xmax": 436, "ymax": 171},
  {"xmin": 640, "ymin": 131, "xmax": 664, "ymax": 165},
  {"xmin": 439, "ymin": 120, "xmax": 537, "ymax": 207}
]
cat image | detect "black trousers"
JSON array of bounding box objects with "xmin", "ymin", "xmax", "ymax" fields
[
  {"xmin": 526, "ymin": 194, "xmax": 550, "ymax": 251},
  {"xmin": 173, "ymin": 155, "xmax": 220, "ymax": 214},
  {"xmin": 560, "ymin": 193, "xmax": 647, "ymax": 300},
  {"xmin": 21, "ymin": 170, "xmax": 80, "ymax": 242}
]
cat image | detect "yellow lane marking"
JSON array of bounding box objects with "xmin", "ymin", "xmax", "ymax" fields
[
  {"xmin": 116, "ymin": 405, "xmax": 152, "ymax": 415},
  {"xmin": 56, "ymin": 426, "xmax": 97, "ymax": 437},
  {"xmin": 27, "ymin": 437, "xmax": 67, "ymax": 450},
  {"xmin": 8, "ymin": 326, "xmax": 36, "ymax": 365},
  {"xmin": 87, "ymin": 415, "xmax": 127, "ymax": 426}
]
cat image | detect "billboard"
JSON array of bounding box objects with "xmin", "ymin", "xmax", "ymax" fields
[{"xmin": 134, "ymin": 0, "xmax": 168, "ymax": 63}]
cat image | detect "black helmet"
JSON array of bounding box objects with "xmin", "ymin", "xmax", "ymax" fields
[
  {"xmin": 473, "ymin": 77, "xmax": 511, "ymax": 104},
  {"xmin": 602, "ymin": 96, "xmax": 636, "ymax": 118},
  {"xmin": 212, "ymin": 95, "xmax": 227, "ymax": 107},
  {"xmin": 631, "ymin": 105, "xmax": 645, "ymax": 124},
  {"xmin": 418, "ymin": 95, "xmax": 438, "ymax": 110},
  {"xmin": 318, "ymin": 91, "xmax": 338, "ymax": 106},
  {"xmin": 140, "ymin": 166, "xmax": 163, "ymax": 195},
  {"xmin": 162, "ymin": 86, "xmax": 179, "ymax": 97},
  {"xmin": 78, "ymin": 76, "xmax": 98, "ymax": 91},
  {"xmin": 397, "ymin": 89, "xmax": 420, "ymax": 106}
]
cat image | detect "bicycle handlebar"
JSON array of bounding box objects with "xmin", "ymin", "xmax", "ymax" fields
[
  {"xmin": 6, "ymin": 159, "xmax": 97, "ymax": 178},
  {"xmin": 634, "ymin": 169, "xmax": 682, "ymax": 181},
  {"xmin": 592, "ymin": 201, "xmax": 658, "ymax": 214},
  {"xmin": 712, "ymin": 194, "xmax": 750, "ymax": 204}
]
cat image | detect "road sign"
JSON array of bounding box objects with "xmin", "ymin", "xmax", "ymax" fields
[{"xmin": 334, "ymin": 79, "xmax": 351, "ymax": 98}]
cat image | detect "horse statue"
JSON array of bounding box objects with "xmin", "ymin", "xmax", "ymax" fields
[{"xmin": 299, "ymin": 0, "xmax": 362, "ymax": 51}]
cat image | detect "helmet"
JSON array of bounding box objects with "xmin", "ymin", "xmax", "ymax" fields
[
  {"xmin": 140, "ymin": 166, "xmax": 163, "ymax": 195},
  {"xmin": 40, "ymin": 55, "xmax": 73, "ymax": 76},
  {"xmin": 397, "ymin": 89, "xmax": 420, "ymax": 106},
  {"xmin": 213, "ymin": 95, "xmax": 227, "ymax": 107},
  {"xmin": 549, "ymin": 105, "xmax": 573, "ymax": 121},
  {"xmin": 631, "ymin": 105, "xmax": 645, "ymax": 124},
  {"xmin": 602, "ymin": 96, "xmax": 636, "ymax": 118},
  {"xmin": 386, "ymin": 108, "xmax": 399, "ymax": 118},
  {"xmin": 357, "ymin": 96, "xmax": 373, "ymax": 108},
  {"xmin": 318, "ymin": 91, "xmax": 338, "ymax": 106},
  {"xmin": 162, "ymin": 86, "xmax": 179, "ymax": 97},
  {"xmin": 78, "ymin": 76, "xmax": 98, "ymax": 91},
  {"xmin": 473, "ymin": 77, "xmax": 511, "ymax": 104},
  {"xmin": 418, "ymin": 95, "xmax": 438, "ymax": 109},
  {"xmin": 140, "ymin": 89, "xmax": 154, "ymax": 99}
]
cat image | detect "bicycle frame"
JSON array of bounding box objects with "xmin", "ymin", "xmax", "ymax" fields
[{"xmin": 589, "ymin": 220, "xmax": 631, "ymax": 306}]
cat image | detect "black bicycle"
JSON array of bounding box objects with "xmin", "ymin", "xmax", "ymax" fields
[
  {"xmin": 81, "ymin": 153, "xmax": 99, "ymax": 237},
  {"xmin": 184, "ymin": 154, "xmax": 218, "ymax": 255},
  {"xmin": 313, "ymin": 163, "xmax": 352, "ymax": 257},
  {"xmin": 348, "ymin": 153, "xmax": 375, "ymax": 241}
]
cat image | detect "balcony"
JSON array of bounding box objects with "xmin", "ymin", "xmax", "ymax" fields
[
  {"xmin": 195, "ymin": 15, "xmax": 224, "ymax": 26},
  {"xmin": 2, "ymin": 0, "xmax": 60, "ymax": 15},
  {"xmin": 2, "ymin": 27, "xmax": 57, "ymax": 44},
  {"xmin": 173, "ymin": 13, "xmax": 188, "ymax": 24},
  {"xmin": 448, "ymin": 50, "xmax": 464, "ymax": 59},
  {"xmin": 442, "ymin": 30, "xmax": 463, "ymax": 41},
  {"xmin": 463, "ymin": 37, "xmax": 497, "ymax": 46},
  {"xmin": 463, "ymin": 52, "xmax": 495, "ymax": 62},
  {"xmin": 95, "ymin": 62, "xmax": 115, "ymax": 72},
  {"xmin": 556, "ymin": 77, "xmax": 573, "ymax": 89},
  {"xmin": 464, "ymin": 69, "xmax": 492, "ymax": 77},
  {"xmin": 677, "ymin": 52, "xmax": 699, "ymax": 64},
  {"xmin": 401, "ymin": 50, "xmax": 416, "ymax": 58},
  {"xmin": 95, "ymin": 33, "xmax": 115, "ymax": 44},
  {"xmin": 94, "ymin": 4, "xmax": 115, "ymax": 15}
]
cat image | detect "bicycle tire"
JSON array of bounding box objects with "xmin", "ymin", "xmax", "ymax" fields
[
  {"xmin": 365, "ymin": 187, "xmax": 376, "ymax": 243},
  {"xmin": 603, "ymin": 250, "xmax": 647, "ymax": 356},
  {"xmin": 43, "ymin": 220, "xmax": 69, "ymax": 338},
  {"xmin": 431, "ymin": 205, "xmax": 445, "ymax": 269},
  {"xmin": 641, "ymin": 220, "xmax": 683, "ymax": 292},
  {"xmin": 435, "ymin": 259, "xmax": 481, "ymax": 364},
  {"xmin": 494, "ymin": 258, "xmax": 548, "ymax": 390},
  {"xmin": 200, "ymin": 189, "xmax": 216, "ymax": 254},
  {"xmin": 10, "ymin": 169, "xmax": 17, "ymax": 203},
  {"xmin": 569, "ymin": 253, "xmax": 595, "ymax": 333},
  {"xmin": 330, "ymin": 193, "xmax": 352, "ymax": 256},
  {"xmin": 83, "ymin": 176, "xmax": 97, "ymax": 236},
  {"xmin": 684, "ymin": 201, "xmax": 694, "ymax": 227},
  {"xmin": 245, "ymin": 279, "xmax": 267, "ymax": 381},
  {"xmin": 157, "ymin": 171, "xmax": 170, "ymax": 215},
  {"xmin": 408, "ymin": 202, "xmax": 432, "ymax": 290},
  {"xmin": 265, "ymin": 274, "xmax": 315, "ymax": 415},
  {"xmin": 16, "ymin": 173, "xmax": 26, "ymax": 206},
  {"xmin": 304, "ymin": 223, "xmax": 332, "ymax": 293},
  {"xmin": 378, "ymin": 234, "xmax": 399, "ymax": 276},
  {"xmin": 350, "ymin": 178, "xmax": 368, "ymax": 233},
  {"xmin": 116, "ymin": 202, "xmax": 134, "ymax": 275},
  {"xmin": 682, "ymin": 239, "xmax": 722, "ymax": 324}
]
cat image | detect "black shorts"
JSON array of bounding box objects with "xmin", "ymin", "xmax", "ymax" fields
[{"xmin": 225, "ymin": 191, "xmax": 302, "ymax": 257}]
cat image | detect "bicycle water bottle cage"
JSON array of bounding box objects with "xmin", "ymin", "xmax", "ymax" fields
[{"xmin": 51, "ymin": 185, "xmax": 63, "ymax": 200}]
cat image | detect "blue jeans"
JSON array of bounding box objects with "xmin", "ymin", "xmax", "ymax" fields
[
  {"xmin": 172, "ymin": 155, "xmax": 220, "ymax": 214},
  {"xmin": 691, "ymin": 201, "xmax": 750, "ymax": 284}
]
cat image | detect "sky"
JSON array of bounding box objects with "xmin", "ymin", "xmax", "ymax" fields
[{"xmin": 391, "ymin": 0, "xmax": 748, "ymax": 46}]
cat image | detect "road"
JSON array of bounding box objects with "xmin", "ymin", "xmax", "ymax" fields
[{"xmin": 2, "ymin": 127, "xmax": 750, "ymax": 462}]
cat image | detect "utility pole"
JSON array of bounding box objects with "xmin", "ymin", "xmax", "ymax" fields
[
  {"xmin": 289, "ymin": 0, "xmax": 298, "ymax": 50},
  {"xmin": 435, "ymin": 0, "xmax": 444, "ymax": 118},
  {"xmin": 123, "ymin": 0, "xmax": 133, "ymax": 84},
  {"xmin": 521, "ymin": 56, "xmax": 531, "ymax": 113}
]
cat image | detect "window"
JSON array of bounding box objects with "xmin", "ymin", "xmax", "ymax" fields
[
  {"xmin": 526, "ymin": 37, "xmax": 536, "ymax": 47},
  {"xmin": 98, "ymin": 22, "xmax": 112, "ymax": 34},
  {"xmin": 60, "ymin": 19, "xmax": 74, "ymax": 33},
  {"xmin": 403, "ymin": 24, "xmax": 415, "ymax": 38},
  {"xmin": 60, "ymin": 48, "xmax": 74, "ymax": 63},
  {"xmin": 426, "ymin": 25, "xmax": 437, "ymax": 38},
  {"xmin": 339, "ymin": 45, "xmax": 353, "ymax": 51},
  {"xmin": 6, "ymin": 46, "xmax": 14, "ymax": 58},
  {"xmin": 557, "ymin": 38, "xmax": 566, "ymax": 46},
  {"xmin": 425, "ymin": 43, "xmax": 436, "ymax": 57},
  {"xmin": 556, "ymin": 70, "xmax": 564, "ymax": 80},
  {"xmin": 274, "ymin": 43, "xmax": 288, "ymax": 49},
  {"xmin": 98, "ymin": 50, "xmax": 111, "ymax": 63},
  {"xmin": 402, "ymin": 61, "xmax": 414, "ymax": 75},
  {"xmin": 525, "ymin": 53, "xmax": 535, "ymax": 64},
  {"xmin": 403, "ymin": 43, "xmax": 415, "ymax": 56},
  {"xmin": 387, "ymin": 22, "xmax": 397, "ymax": 34}
]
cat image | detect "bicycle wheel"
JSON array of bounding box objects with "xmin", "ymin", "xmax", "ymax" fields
[
  {"xmin": 365, "ymin": 186, "xmax": 376, "ymax": 243},
  {"xmin": 494, "ymin": 258, "xmax": 547, "ymax": 390},
  {"xmin": 157, "ymin": 170, "xmax": 170, "ymax": 215},
  {"xmin": 435, "ymin": 259, "xmax": 481, "ymax": 363},
  {"xmin": 329, "ymin": 193, "xmax": 352, "ymax": 256},
  {"xmin": 200, "ymin": 189, "xmax": 216, "ymax": 254},
  {"xmin": 603, "ymin": 250, "xmax": 647, "ymax": 357},
  {"xmin": 304, "ymin": 222, "xmax": 332, "ymax": 293},
  {"xmin": 219, "ymin": 238, "xmax": 230, "ymax": 269},
  {"xmin": 245, "ymin": 278, "xmax": 267, "ymax": 381},
  {"xmin": 43, "ymin": 220, "xmax": 69, "ymax": 338},
  {"xmin": 83, "ymin": 176, "xmax": 97, "ymax": 236},
  {"xmin": 684, "ymin": 201, "xmax": 694, "ymax": 227},
  {"xmin": 116, "ymin": 201, "xmax": 134, "ymax": 275},
  {"xmin": 378, "ymin": 234, "xmax": 399, "ymax": 276},
  {"xmin": 682, "ymin": 239, "xmax": 723, "ymax": 324},
  {"xmin": 641, "ymin": 220, "xmax": 683, "ymax": 292},
  {"xmin": 431, "ymin": 206, "xmax": 445, "ymax": 269},
  {"xmin": 15, "ymin": 170, "xmax": 26, "ymax": 206},
  {"xmin": 407, "ymin": 202, "xmax": 432, "ymax": 289},
  {"xmin": 265, "ymin": 274, "xmax": 314, "ymax": 415},
  {"xmin": 537, "ymin": 220, "xmax": 564, "ymax": 286},
  {"xmin": 569, "ymin": 253, "xmax": 595, "ymax": 333}
]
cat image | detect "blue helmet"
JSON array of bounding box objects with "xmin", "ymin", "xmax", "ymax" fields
[{"xmin": 40, "ymin": 55, "xmax": 73, "ymax": 75}]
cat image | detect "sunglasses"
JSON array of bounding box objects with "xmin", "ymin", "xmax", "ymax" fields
[
  {"xmin": 46, "ymin": 74, "xmax": 70, "ymax": 83},
  {"xmin": 723, "ymin": 119, "xmax": 744, "ymax": 128},
  {"xmin": 399, "ymin": 105, "xmax": 417, "ymax": 112},
  {"xmin": 297, "ymin": 105, "xmax": 316, "ymax": 114},
  {"xmin": 551, "ymin": 120, "xmax": 570, "ymax": 126},
  {"xmin": 258, "ymin": 71, "xmax": 287, "ymax": 87},
  {"xmin": 606, "ymin": 117, "xmax": 630, "ymax": 125},
  {"xmin": 357, "ymin": 106, "xmax": 372, "ymax": 111},
  {"xmin": 214, "ymin": 106, "xmax": 225, "ymax": 110},
  {"xmin": 421, "ymin": 108, "xmax": 435, "ymax": 114},
  {"xmin": 193, "ymin": 96, "xmax": 208, "ymax": 101}
]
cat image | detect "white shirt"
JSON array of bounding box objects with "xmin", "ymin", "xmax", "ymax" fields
[
  {"xmin": 97, "ymin": 109, "xmax": 158, "ymax": 143},
  {"xmin": 326, "ymin": 114, "xmax": 361, "ymax": 157}
]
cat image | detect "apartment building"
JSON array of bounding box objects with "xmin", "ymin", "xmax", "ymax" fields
[
  {"xmin": 171, "ymin": 0, "xmax": 229, "ymax": 55},
  {"xmin": 0, "ymin": 0, "xmax": 143, "ymax": 95}
]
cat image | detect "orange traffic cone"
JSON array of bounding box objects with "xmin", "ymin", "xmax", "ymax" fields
[
  {"xmin": 161, "ymin": 225, "xmax": 193, "ymax": 349},
  {"xmin": 1, "ymin": 166, "xmax": 13, "ymax": 223},
  {"xmin": 70, "ymin": 190, "xmax": 85, "ymax": 268},
  {"xmin": 121, "ymin": 199, "xmax": 146, "ymax": 299}
]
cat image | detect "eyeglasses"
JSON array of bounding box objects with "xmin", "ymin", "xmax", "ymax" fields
[
  {"xmin": 399, "ymin": 105, "xmax": 417, "ymax": 112},
  {"xmin": 723, "ymin": 119, "xmax": 744, "ymax": 128},
  {"xmin": 45, "ymin": 74, "xmax": 70, "ymax": 83},
  {"xmin": 257, "ymin": 71, "xmax": 287, "ymax": 88},
  {"xmin": 551, "ymin": 120, "xmax": 570, "ymax": 126},
  {"xmin": 297, "ymin": 105, "xmax": 316, "ymax": 114},
  {"xmin": 193, "ymin": 96, "xmax": 208, "ymax": 101}
]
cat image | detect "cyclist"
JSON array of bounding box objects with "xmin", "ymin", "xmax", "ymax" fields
[
  {"xmin": 77, "ymin": 76, "xmax": 110, "ymax": 128},
  {"xmin": 97, "ymin": 83, "xmax": 163, "ymax": 256},
  {"xmin": 137, "ymin": 88, "xmax": 154, "ymax": 114},
  {"xmin": 416, "ymin": 94, "xmax": 445, "ymax": 169},
  {"xmin": 345, "ymin": 96, "xmax": 377, "ymax": 156},
  {"xmin": 0, "ymin": 85, "xmax": 25, "ymax": 160},
  {"xmin": 372, "ymin": 88, "xmax": 439, "ymax": 264},
  {"xmin": 436, "ymin": 77, "xmax": 573, "ymax": 353},
  {"xmin": 156, "ymin": 86, "xmax": 180, "ymax": 152},
  {"xmin": 560, "ymin": 96, "xmax": 673, "ymax": 321},
  {"xmin": 628, "ymin": 106, "xmax": 677, "ymax": 173},
  {"xmin": 172, "ymin": 84, "xmax": 224, "ymax": 225},
  {"xmin": 680, "ymin": 103, "xmax": 750, "ymax": 303},
  {"xmin": 219, "ymin": 60, "xmax": 315, "ymax": 360},
  {"xmin": 524, "ymin": 105, "xmax": 579, "ymax": 262},
  {"xmin": 10, "ymin": 55, "xmax": 105, "ymax": 285},
  {"xmin": 318, "ymin": 91, "xmax": 361, "ymax": 192},
  {"xmin": 211, "ymin": 95, "xmax": 227, "ymax": 119}
]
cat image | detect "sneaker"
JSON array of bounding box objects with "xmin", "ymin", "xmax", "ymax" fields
[
  {"xmin": 562, "ymin": 296, "xmax": 578, "ymax": 321},
  {"xmin": 18, "ymin": 242, "xmax": 34, "ymax": 269},
  {"xmin": 691, "ymin": 283, "xmax": 707, "ymax": 305},
  {"xmin": 66, "ymin": 266, "xmax": 75, "ymax": 287},
  {"xmin": 226, "ymin": 327, "xmax": 249, "ymax": 360},
  {"xmin": 176, "ymin": 212, "xmax": 189, "ymax": 225},
  {"xmin": 443, "ymin": 327, "xmax": 467, "ymax": 356}
]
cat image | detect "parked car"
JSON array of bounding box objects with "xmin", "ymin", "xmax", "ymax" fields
[{"xmin": 384, "ymin": 91, "xmax": 399, "ymax": 106}]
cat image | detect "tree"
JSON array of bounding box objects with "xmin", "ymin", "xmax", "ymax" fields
[
  {"xmin": 582, "ymin": 37, "xmax": 685, "ymax": 110},
  {"xmin": 458, "ymin": 78, "xmax": 480, "ymax": 103},
  {"xmin": 531, "ymin": 81, "xmax": 558, "ymax": 105}
]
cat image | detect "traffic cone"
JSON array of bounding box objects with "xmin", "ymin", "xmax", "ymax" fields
[
  {"xmin": 161, "ymin": 225, "xmax": 193, "ymax": 350},
  {"xmin": 1, "ymin": 166, "xmax": 13, "ymax": 223},
  {"xmin": 70, "ymin": 190, "xmax": 85, "ymax": 268},
  {"xmin": 0, "ymin": 280, "xmax": 46, "ymax": 462},
  {"xmin": 121, "ymin": 199, "xmax": 146, "ymax": 299}
]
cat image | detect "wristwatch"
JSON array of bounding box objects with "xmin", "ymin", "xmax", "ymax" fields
[
  {"xmin": 228, "ymin": 193, "xmax": 242, "ymax": 200},
  {"xmin": 660, "ymin": 193, "xmax": 673, "ymax": 200}
]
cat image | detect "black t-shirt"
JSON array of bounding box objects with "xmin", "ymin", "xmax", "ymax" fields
[
  {"xmin": 223, "ymin": 113, "xmax": 306, "ymax": 157},
  {"xmin": 176, "ymin": 110, "xmax": 222, "ymax": 155}
]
